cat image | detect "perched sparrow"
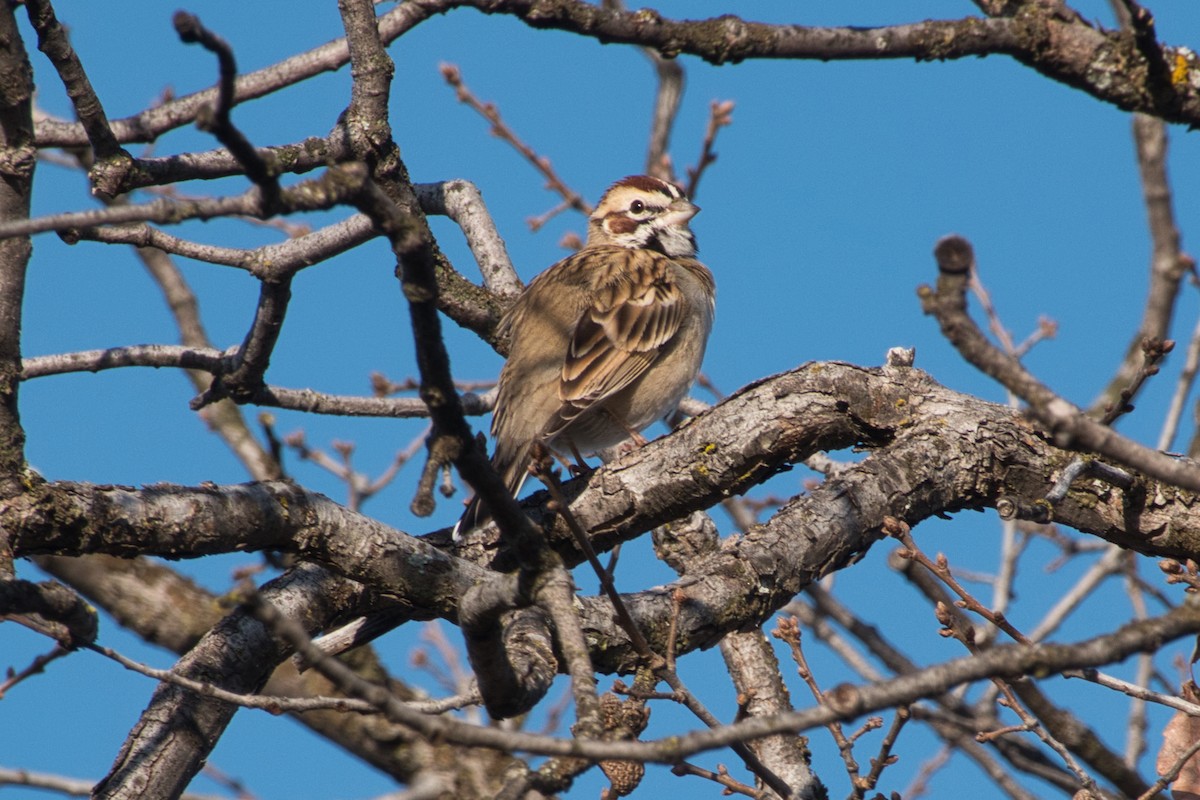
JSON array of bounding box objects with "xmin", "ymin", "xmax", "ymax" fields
[{"xmin": 456, "ymin": 175, "xmax": 715, "ymax": 537}]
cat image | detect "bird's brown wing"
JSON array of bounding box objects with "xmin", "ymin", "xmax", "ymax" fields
[{"xmin": 546, "ymin": 249, "xmax": 685, "ymax": 435}]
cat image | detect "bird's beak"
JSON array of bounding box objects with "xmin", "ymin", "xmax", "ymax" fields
[{"xmin": 669, "ymin": 198, "xmax": 700, "ymax": 223}]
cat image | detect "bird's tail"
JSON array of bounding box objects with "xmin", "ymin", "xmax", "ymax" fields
[{"xmin": 451, "ymin": 445, "xmax": 530, "ymax": 542}]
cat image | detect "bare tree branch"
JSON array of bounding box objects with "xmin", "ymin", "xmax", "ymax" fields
[
  {"xmin": 0, "ymin": 575, "xmax": 96, "ymax": 647},
  {"xmin": 17, "ymin": 363, "xmax": 1200, "ymax": 678},
  {"xmin": 0, "ymin": 6, "xmax": 34, "ymax": 510},
  {"xmin": 923, "ymin": 235, "xmax": 1200, "ymax": 493},
  {"xmin": 32, "ymin": 3, "xmax": 436, "ymax": 148},
  {"xmin": 93, "ymin": 564, "xmax": 369, "ymax": 800},
  {"xmin": 21, "ymin": 0, "xmax": 130, "ymax": 196},
  {"xmin": 173, "ymin": 12, "xmax": 281, "ymax": 210},
  {"xmin": 400, "ymin": 1, "xmax": 1200, "ymax": 125},
  {"xmin": 1094, "ymin": 113, "xmax": 1192, "ymax": 417}
]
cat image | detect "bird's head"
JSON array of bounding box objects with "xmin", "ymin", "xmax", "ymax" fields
[{"xmin": 587, "ymin": 175, "xmax": 699, "ymax": 258}]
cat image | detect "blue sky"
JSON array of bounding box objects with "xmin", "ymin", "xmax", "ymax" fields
[{"xmin": 7, "ymin": 2, "xmax": 1200, "ymax": 798}]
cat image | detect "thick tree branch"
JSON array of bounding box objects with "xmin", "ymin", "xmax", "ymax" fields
[
  {"xmin": 22, "ymin": 0, "xmax": 130, "ymax": 196},
  {"xmin": 415, "ymin": 180, "xmax": 520, "ymax": 297},
  {"xmin": 0, "ymin": 5, "xmax": 34, "ymax": 501},
  {"xmin": 37, "ymin": 553, "xmax": 512, "ymax": 791},
  {"xmin": 14, "ymin": 363, "xmax": 1200, "ymax": 673},
  {"xmin": 0, "ymin": 575, "xmax": 97, "ymax": 647},
  {"xmin": 93, "ymin": 565, "xmax": 367, "ymax": 800},
  {"xmin": 413, "ymin": 0, "xmax": 1200, "ymax": 125}
]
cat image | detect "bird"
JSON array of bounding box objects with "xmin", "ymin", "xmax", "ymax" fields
[{"xmin": 454, "ymin": 175, "xmax": 715, "ymax": 539}]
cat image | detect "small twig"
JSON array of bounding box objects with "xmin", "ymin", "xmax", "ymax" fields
[
  {"xmin": 173, "ymin": 12, "xmax": 280, "ymax": 211},
  {"xmin": 861, "ymin": 706, "xmax": 910, "ymax": 794},
  {"xmin": 199, "ymin": 764, "xmax": 257, "ymax": 800},
  {"xmin": 1098, "ymin": 337, "xmax": 1174, "ymax": 426},
  {"xmin": 1093, "ymin": 107, "xmax": 1192, "ymax": 415},
  {"xmin": 666, "ymin": 588, "xmax": 684, "ymax": 672},
  {"xmin": 668, "ymin": 761, "xmax": 763, "ymax": 798},
  {"xmin": 527, "ymin": 198, "xmax": 575, "ymax": 232},
  {"xmin": 89, "ymin": 640, "xmax": 480, "ymax": 715},
  {"xmin": 969, "ymin": 266, "xmax": 1018, "ymax": 356},
  {"xmin": 685, "ymin": 100, "xmax": 734, "ymax": 200},
  {"xmin": 846, "ymin": 716, "xmax": 884, "ymax": 745},
  {"xmin": 774, "ymin": 616, "xmax": 862, "ymax": 788},
  {"xmin": 922, "ymin": 235, "xmax": 1200, "ymax": 492},
  {"xmin": 0, "ymin": 644, "xmax": 69, "ymax": 699},
  {"xmin": 439, "ymin": 63, "xmax": 590, "ymax": 218},
  {"xmin": 641, "ymin": 47, "xmax": 684, "ymax": 182},
  {"xmin": 1139, "ymin": 734, "xmax": 1200, "ymax": 800},
  {"xmin": 1160, "ymin": 558, "xmax": 1200, "ymax": 593},
  {"xmin": 1064, "ymin": 666, "xmax": 1200, "ymax": 718},
  {"xmin": 975, "ymin": 721, "xmax": 1036, "ymax": 743},
  {"xmin": 1011, "ymin": 316, "xmax": 1058, "ymax": 359},
  {"xmin": 603, "ymin": 543, "xmax": 622, "ymax": 581},
  {"xmin": 903, "ymin": 744, "xmax": 953, "ymax": 800},
  {"xmin": 531, "ymin": 451, "xmax": 659, "ymax": 665},
  {"xmin": 373, "ymin": 372, "xmax": 497, "ymax": 397},
  {"xmin": 785, "ymin": 598, "xmax": 885, "ymax": 684},
  {"xmin": 284, "ymin": 426, "xmax": 428, "ymax": 511},
  {"xmin": 887, "ymin": 517, "xmax": 1029, "ymax": 645},
  {"xmin": 1123, "ymin": 557, "xmax": 1153, "ymax": 767},
  {"xmin": 0, "ymin": 768, "xmax": 224, "ymax": 800},
  {"xmin": 980, "ymin": 519, "xmax": 1027, "ymax": 649},
  {"xmin": 1044, "ymin": 457, "xmax": 1135, "ymax": 506},
  {"xmin": 368, "ymin": 429, "xmax": 430, "ymax": 495},
  {"xmin": 1159, "ymin": 312, "xmax": 1200, "ymax": 452}
]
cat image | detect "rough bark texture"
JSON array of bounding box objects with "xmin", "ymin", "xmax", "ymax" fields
[{"xmin": 12, "ymin": 363, "xmax": 1198, "ymax": 680}]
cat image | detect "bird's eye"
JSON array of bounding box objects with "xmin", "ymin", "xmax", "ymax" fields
[{"xmin": 629, "ymin": 200, "xmax": 645, "ymax": 214}]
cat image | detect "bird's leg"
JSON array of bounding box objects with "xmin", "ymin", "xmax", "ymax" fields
[
  {"xmin": 565, "ymin": 439, "xmax": 594, "ymax": 477},
  {"xmin": 602, "ymin": 408, "xmax": 650, "ymax": 446},
  {"xmin": 552, "ymin": 434, "xmax": 595, "ymax": 479}
]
